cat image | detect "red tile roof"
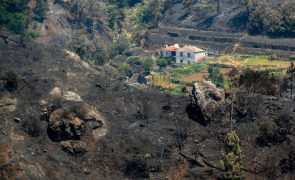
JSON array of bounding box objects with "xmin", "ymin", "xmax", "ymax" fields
[
  {"xmin": 162, "ymin": 45, "xmax": 178, "ymax": 51},
  {"xmin": 177, "ymin": 46, "xmax": 204, "ymax": 52}
]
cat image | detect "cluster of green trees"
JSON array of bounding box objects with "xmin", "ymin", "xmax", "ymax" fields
[
  {"xmin": 0, "ymin": 0, "xmax": 29, "ymax": 34},
  {"xmin": 247, "ymin": 0, "xmax": 295, "ymax": 37}
]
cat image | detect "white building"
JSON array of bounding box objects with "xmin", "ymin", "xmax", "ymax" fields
[
  {"xmin": 176, "ymin": 46, "xmax": 207, "ymax": 64},
  {"xmin": 160, "ymin": 44, "xmax": 207, "ymax": 64},
  {"xmin": 160, "ymin": 44, "xmax": 179, "ymax": 59}
]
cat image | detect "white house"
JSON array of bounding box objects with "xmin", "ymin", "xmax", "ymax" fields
[
  {"xmin": 160, "ymin": 44, "xmax": 179, "ymax": 59},
  {"xmin": 176, "ymin": 46, "xmax": 207, "ymax": 64},
  {"xmin": 160, "ymin": 44, "xmax": 207, "ymax": 64}
]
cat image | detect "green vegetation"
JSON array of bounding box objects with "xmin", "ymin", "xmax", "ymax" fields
[
  {"xmin": 151, "ymin": 73, "xmax": 174, "ymax": 90},
  {"xmin": 69, "ymin": 33, "xmax": 108, "ymax": 65},
  {"xmin": 137, "ymin": 0, "xmax": 164, "ymax": 28},
  {"xmin": 216, "ymin": 54, "xmax": 290, "ymax": 69},
  {"xmin": 156, "ymin": 58, "xmax": 168, "ymax": 68},
  {"xmin": 170, "ymin": 63, "xmax": 208, "ymax": 79},
  {"xmin": 150, "ymin": 73, "xmax": 188, "ymax": 96},
  {"xmin": 106, "ymin": 5, "xmax": 125, "ymax": 30},
  {"xmin": 247, "ymin": 0, "xmax": 295, "ymax": 37},
  {"xmin": 34, "ymin": 0, "xmax": 48, "ymax": 22},
  {"xmin": 108, "ymin": 34, "xmax": 131, "ymax": 58},
  {"xmin": 221, "ymin": 131, "xmax": 245, "ymax": 180},
  {"xmin": 208, "ymin": 64, "xmax": 225, "ymax": 88},
  {"xmin": 0, "ymin": 0, "xmax": 29, "ymax": 34},
  {"xmin": 27, "ymin": 31, "xmax": 40, "ymax": 39},
  {"xmin": 141, "ymin": 56, "xmax": 155, "ymax": 73},
  {"xmin": 118, "ymin": 63, "xmax": 131, "ymax": 76}
]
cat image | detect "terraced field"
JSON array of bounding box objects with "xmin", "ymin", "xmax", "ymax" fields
[{"xmin": 148, "ymin": 26, "xmax": 295, "ymax": 58}]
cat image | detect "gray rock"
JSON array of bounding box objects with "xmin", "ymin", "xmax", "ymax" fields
[
  {"xmin": 47, "ymin": 108, "xmax": 85, "ymax": 142},
  {"xmin": 62, "ymin": 91, "xmax": 83, "ymax": 102},
  {"xmin": 60, "ymin": 140, "xmax": 87, "ymax": 156},
  {"xmin": 189, "ymin": 81, "xmax": 225, "ymax": 125},
  {"xmin": 83, "ymin": 168, "xmax": 91, "ymax": 175},
  {"xmin": 10, "ymin": 132, "xmax": 24, "ymax": 141},
  {"xmin": 49, "ymin": 87, "xmax": 62, "ymax": 99},
  {"xmin": 88, "ymin": 120, "xmax": 103, "ymax": 129}
]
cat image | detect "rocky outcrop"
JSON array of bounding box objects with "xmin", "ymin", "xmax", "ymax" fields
[
  {"xmin": 60, "ymin": 140, "xmax": 87, "ymax": 156},
  {"xmin": 189, "ymin": 81, "xmax": 225, "ymax": 125},
  {"xmin": 0, "ymin": 98, "xmax": 17, "ymax": 112},
  {"xmin": 47, "ymin": 108, "xmax": 85, "ymax": 142}
]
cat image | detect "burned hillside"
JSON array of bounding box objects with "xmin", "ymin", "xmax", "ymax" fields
[{"xmin": 0, "ymin": 34, "xmax": 295, "ymax": 179}]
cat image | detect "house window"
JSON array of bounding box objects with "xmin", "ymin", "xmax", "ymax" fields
[
  {"xmin": 188, "ymin": 61, "xmax": 191, "ymax": 64},
  {"xmin": 187, "ymin": 53, "xmax": 191, "ymax": 58},
  {"xmin": 180, "ymin": 60, "xmax": 183, "ymax": 63},
  {"xmin": 180, "ymin": 52, "xmax": 183, "ymax": 57}
]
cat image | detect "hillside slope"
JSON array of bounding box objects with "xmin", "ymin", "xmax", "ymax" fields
[{"xmin": 1, "ymin": 34, "xmax": 295, "ymax": 179}]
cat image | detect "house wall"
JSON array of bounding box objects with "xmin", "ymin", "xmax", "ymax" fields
[
  {"xmin": 176, "ymin": 51, "xmax": 207, "ymax": 64},
  {"xmin": 161, "ymin": 50, "xmax": 172, "ymax": 58},
  {"xmin": 194, "ymin": 52, "xmax": 207, "ymax": 62}
]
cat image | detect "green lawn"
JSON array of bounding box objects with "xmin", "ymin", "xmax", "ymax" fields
[
  {"xmin": 215, "ymin": 54, "xmax": 291, "ymax": 69},
  {"xmin": 244, "ymin": 56, "xmax": 289, "ymax": 67}
]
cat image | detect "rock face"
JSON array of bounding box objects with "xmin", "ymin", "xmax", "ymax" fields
[
  {"xmin": 47, "ymin": 108, "xmax": 85, "ymax": 142},
  {"xmin": 0, "ymin": 141, "xmax": 12, "ymax": 165},
  {"xmin": 189, "ymin": 81, "xmax": 225, "ymax": 125},
  {"xmin": 63, "ymin": 91, "xmax": 83, "ymax": 102},
  {"xmin": 60, "ymin": 140, "xmax": 87, "ymax": 156}
]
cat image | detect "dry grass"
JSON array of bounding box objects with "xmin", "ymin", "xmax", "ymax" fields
[{"xmin": 150, "ymin": 73, "xmax": 175, "ymax": 90}]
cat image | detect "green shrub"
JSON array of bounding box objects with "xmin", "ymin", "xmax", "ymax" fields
[
  {"xmin": 208, "ymin": 64, "xmax": 224, "ymax": 88},
  {"xmin": 108, "ymin": 35, "xmax": 131, "ymax": 58},
  {"xmin": 127, "ymin": 56, "xmax": 142, "ymax": 65},
  {"xmin": 118, "ymin": 63, "xmax": 131, "ymax": 75},
  {"xmin": 27, "ymin": 31, "xmax": 40, "ymax": 39},
  {"xmin": 142, "ymin": 56, "xmax": 155, "ymax": 72},
  {"xmin": 156, "ymin": 58, "xmax": 168, "ymax": 68},
  {"xmin": 220, "ymin": 131, "xmax": 245, "ymax": 180}
]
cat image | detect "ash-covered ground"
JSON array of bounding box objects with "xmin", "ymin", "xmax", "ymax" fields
[{"xmin": 1, "ymin": 38, "xmax": 295, "ymax": 179}]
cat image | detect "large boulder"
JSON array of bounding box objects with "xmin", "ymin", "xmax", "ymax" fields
[
  {"xmin": 47, "ymin": 108, "xmax": 85, "ymax": 142},
  {"xmin": 60, "ymin": 140, "xmax": 87, "ymax": 156},
  {"xmin": 188, "ymin": 81, "xmax": 225, "ymax": 125}
]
